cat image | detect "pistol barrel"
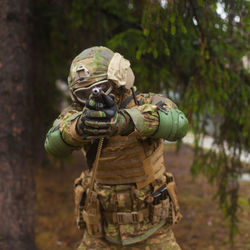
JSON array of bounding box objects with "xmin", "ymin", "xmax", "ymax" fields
[{"xmin": 92, "ymin": 87, "xmax": 102, "ymax": 98}]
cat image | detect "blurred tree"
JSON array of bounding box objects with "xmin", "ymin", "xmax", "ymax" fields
[{"xmin": 0, "ymin": 0, "xmax": 36, "ymax": 249}]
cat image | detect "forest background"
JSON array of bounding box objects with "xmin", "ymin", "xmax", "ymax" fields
[{"xmin": 0, "ymin": 0, "xmax": 249, "ymax": 249}]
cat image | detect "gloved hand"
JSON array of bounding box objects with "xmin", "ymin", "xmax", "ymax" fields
[{"xmin": 76, "ymin": 93, "xmax": 133, "ymax": 138}]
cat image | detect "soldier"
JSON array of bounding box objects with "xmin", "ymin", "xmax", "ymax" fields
[{"xmin": 44, "ymin": 46, "xmax": 188, "ymax": 249}]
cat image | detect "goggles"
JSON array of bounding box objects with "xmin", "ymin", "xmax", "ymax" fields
[{"xmin": 71, "ymin": 80, "xmax": 113, "ymax": 104}]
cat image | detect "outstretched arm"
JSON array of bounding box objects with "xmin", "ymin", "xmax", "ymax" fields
[
  {"xmin": 44, "ymin": 105, "xmax": 89, "ymax": 158},
  {"xmin": 124, "ymin": 94, "xmax": 188, "ymax": 141}
]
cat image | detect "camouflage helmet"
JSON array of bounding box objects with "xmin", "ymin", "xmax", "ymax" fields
[{"xmin": 68, "ymin": 46, "xmax": 135, "ymax": 104}]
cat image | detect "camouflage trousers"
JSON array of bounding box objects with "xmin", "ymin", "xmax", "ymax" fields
[{"xmin": 77, "ymin": 225, "xmax": 181, "ymax": 250}]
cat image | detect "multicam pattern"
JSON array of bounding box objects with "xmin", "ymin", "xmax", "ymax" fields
[
  {"xmin": 58, "ymin": 108, "xmax": 84, "ymax": 147},
  {"xmin": 130, "ymin": 103, "xmax": 159, "ymax": 137},
  {"xmin": 77, "ymin": 173, "xmax": 176, "ymax": 245},
  {"xmin": 54, "ymin": 92, "xmax": 176, "ymax": 148},
  {"xmin": 68, "ymin": 47, "xmax": 114, "ymax": 88},
  {"xmin": 77, "ymin": 226, "xmax": 181, "ymax": 250}
]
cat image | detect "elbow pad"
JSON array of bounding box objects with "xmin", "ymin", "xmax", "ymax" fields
[
  {"xmin": 153, "ymin": 109, "xmax": 188, "ymax": 141},
  {"xmin": 44, "ymin": 127, "xmax": 76, "ymax": 158}
]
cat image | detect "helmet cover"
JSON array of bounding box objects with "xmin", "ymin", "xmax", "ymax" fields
[{"xmin": 68, "ymin": 46, "xmax": 135, "ymax": 103}]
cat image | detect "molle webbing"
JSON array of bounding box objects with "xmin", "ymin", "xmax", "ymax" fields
[
  {"xmin": 103, "ymin": 208, "xmax": 149, "ymax": 224},
  {"xmin": 95, "ymin": 133, "xmax": 165, "ymax": 187}
]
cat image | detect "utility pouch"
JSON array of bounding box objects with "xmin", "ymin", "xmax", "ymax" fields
[
  {"xmin": 150, "ymin": 185, "xmax": 165, "ymax": 224},
  {"xmin": 150, "ymin": 203, "xmax": 162, "ymax": 224},
  {"xmin": 74, "ymin": 172, "xmax": 88, "ymax": 230},
  {"xmin": 149, "ymin": 173, "xmax": 182, "ymax": 226},
  {"xmin": 82, "ymin": 190, "xmax": 103, "ymax": 238},
  {"xmin": 161, "ymin": 184, "xmax": 169, "ymax": 221},
  {"xmin": 166, "ymin": 180, "xmax": 183, "ymax": 224},
  {"xmin": 74, "ymin": 185, "xmax": 86, "ymax": 229},
  {"xmin": 161, "ymin": 198, "xmax": 170, "ymax": 219}
]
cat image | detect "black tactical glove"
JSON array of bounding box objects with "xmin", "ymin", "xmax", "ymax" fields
[{"xmin": 77, "ymin": 93, "xmax": 133, "ymax": 138}]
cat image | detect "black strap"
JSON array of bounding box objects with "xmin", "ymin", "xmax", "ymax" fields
[
  {"xmin": 156, "ymin": 101, "xmax": 169, "ymax": 115},
  {"xmin": 120, "ymin": 90, "xmax": 140, "ymax": 109},
  {"xmin": 131, "ymin": 87, "xmax": 139, "ymax": 106}
]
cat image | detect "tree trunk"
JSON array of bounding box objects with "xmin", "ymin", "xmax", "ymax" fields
[{"xmin": 0, "ymin": 0, "xmax": 37, "ymax": 249}]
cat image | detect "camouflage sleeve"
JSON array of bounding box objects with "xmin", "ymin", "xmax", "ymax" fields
[
  {"xmin": 124, "ymin": 104, "xmax": 159, "ymax": 137},
  {"xmin": 124, "ymin": 93, "xmax": 188, "ymax": 141},
  {"xmin": 44, "ymin": 105, "xmax": 89, "ymax": 158},
  {"xmin": 58, "ymin": 108, "xmax": 86, "ymax": 147}
]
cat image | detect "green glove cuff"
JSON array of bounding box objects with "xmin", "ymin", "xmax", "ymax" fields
[
  {"xmin": 123, "ymin": 108, "xmax": 145, "ymax": 133},
  {"xmin": 153, "ymin": 109, "xmax": 188, "ymax": 141},
  {"xmin": 44, "ymin": 128, "xmax": 76, "ymax": 158}
]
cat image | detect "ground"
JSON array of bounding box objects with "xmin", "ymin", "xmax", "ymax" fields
[{"xmin": 35, "ymin": 144, "xmax": 250, "ymax": 250}]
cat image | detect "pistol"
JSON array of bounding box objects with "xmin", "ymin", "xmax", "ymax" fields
[
  {"xmin": 152, "ymin": 185, "xmax": 168, "ymax": 205},
  {"xmin": 91, "ymin": 87, "xmax": 115, "ymax": 109},
  {"xmin": 92, "ymin": 87, "xmax": 102, "ymax": 98}
]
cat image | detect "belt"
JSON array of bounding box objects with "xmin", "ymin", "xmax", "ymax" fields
[{"xmin": 104, "ymin": 208, "xmax": 150, "ymax": 224}]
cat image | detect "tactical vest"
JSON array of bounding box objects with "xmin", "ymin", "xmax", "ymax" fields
[{"xmin": 95, "ymin": 133, "xmax": 165, "ymax": 189}]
